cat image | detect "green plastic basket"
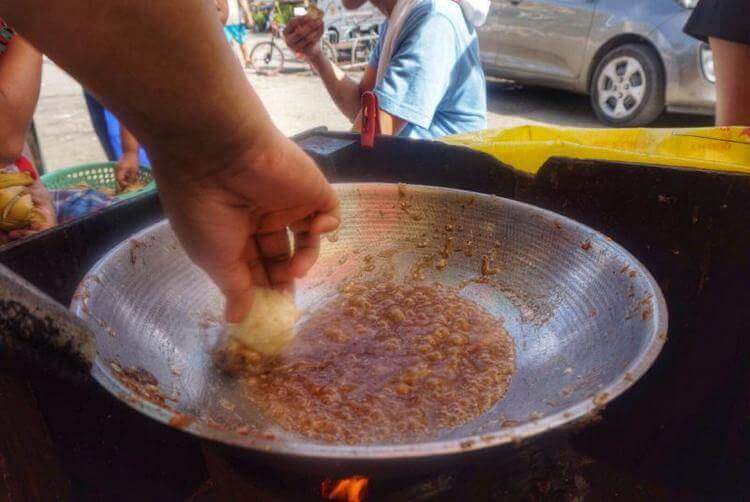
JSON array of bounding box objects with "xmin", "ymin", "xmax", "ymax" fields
[{"xmin": 40, "ymin": 161, "xmax": 156, "ymax": 200}]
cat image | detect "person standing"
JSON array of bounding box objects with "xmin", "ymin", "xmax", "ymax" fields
[
  {"xmin": 684, "ymin": 0, "xmax": 750, "ymax": 126},
  {"xmin": 224, "ymin": 0, "xmax": 255, "ymax": 67},
  {"xmin": 283, "ymin": 0, "xmax": 488, "ymax": 139}
]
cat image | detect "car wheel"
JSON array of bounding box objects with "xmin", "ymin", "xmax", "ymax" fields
[{"xmin": 590, "ymin": 43, "xmax": 665, "ymax": 127}]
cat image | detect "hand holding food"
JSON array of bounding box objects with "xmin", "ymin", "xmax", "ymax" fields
[
  {"xmin": 114, "ymin": 151, "xmax": 140, "ymax": 189},
  {"xmin": 214, "ymin": 286, "xmax": 301, "ymax": 374},
  {"xmin": 228, "ymin": 287, "xmax": 300, "ymax": 356},
  {"xmin": 155, "ymin": 128, "xmax": 340, "ymax": 324},
  {"xmin": 283, "ymin": 14, "xmax": 325, "ymax": 60}
]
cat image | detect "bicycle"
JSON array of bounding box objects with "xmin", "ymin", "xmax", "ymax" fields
[{"xmin": 248, "ymin": 21, "xmax": 285, "ymax": 76}]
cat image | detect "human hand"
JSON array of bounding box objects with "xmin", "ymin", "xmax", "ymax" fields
[
  {"xmin": 283, "ymin": 15, "xmax": 324, "ymax": 61},
  {"xmin": 155, "ymin": 127, "xmax": 340, "ymax": 323},
  {"xmin": 6, "ymin": 179, "xmax": 57, "ymax": 240},
  {"xmin": 115, "ymin": 151, "xmax": 140, "ymax": 189}
]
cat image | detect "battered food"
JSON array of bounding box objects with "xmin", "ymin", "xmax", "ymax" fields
[
  {"xmin": 241, "ymin": 281, "xmax": 515, "ymax": 444},
  {"xmin": 228, "ymin": 287, "xmax": 300, "ymax": 356}
]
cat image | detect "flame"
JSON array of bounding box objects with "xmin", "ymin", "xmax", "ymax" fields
[{"xmin": 321, "ymin": 476, "xmax": 369, "ymax": 502}]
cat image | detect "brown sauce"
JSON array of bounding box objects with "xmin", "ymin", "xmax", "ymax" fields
[{"xmin": 240, "ymin": 281, "xmax": 516, "ymax": 444}]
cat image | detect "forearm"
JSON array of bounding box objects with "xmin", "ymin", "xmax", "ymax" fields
[
  {"xmin": 308, "ymin": 52, "xmax": 362, "ymax": 123},
  {"xmin": 710, "ymin": 37, "xmax": 750, "ymax": 126},
  {"xmin": 119, "ymin": 124, "xmax": 140, "ymax": 157},
  {"xmin": 0, "ymin": 0, "xmax": 275, "ymax": 176},
  {"xmin": 0, "ymin": 36, "xmax": 42, "ymax": 163}
]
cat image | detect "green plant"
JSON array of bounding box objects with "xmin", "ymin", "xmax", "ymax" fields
[
  {"xmin": 272, "ymin": 3, "xmax": 295, "ymax": 26},
  {"xmin": 251, "ymin": 10, "xmax": 268, "ymax": 27}
]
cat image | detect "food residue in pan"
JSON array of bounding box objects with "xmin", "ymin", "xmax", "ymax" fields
[
  {"xmin": 110, "ymin": 361, "xmax": 168, "ymax": 407},
  {"xmin": 236, "ymin": 280, "xmax": 516, "ymax": 444}
]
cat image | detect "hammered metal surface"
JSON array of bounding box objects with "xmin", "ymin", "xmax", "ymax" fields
[{"xmin": 71, "ymin": 183, "xmax": 667, "ymax": 463}]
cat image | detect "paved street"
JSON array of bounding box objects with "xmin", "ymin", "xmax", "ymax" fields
[{"xmin": 34, "ymin": 53, "xmax": 711, "ymax": 172}]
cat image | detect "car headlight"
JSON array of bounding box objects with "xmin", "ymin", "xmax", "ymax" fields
[
  {"xmin": 700, "ymin": 44, "xmax": 715, "ymax": 83},
  {"xmin": 675, "ymin": 0, "xmax": 699, "ymax": 7}
]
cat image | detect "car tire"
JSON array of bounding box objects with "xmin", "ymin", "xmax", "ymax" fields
[{"xmin": 590, "ymin": 43, "xmax": 665, "ymax": 127}]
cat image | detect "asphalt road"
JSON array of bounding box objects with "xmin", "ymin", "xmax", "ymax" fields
[{"xmin": 34, "ymin": 57, "xmax": 712, "ymax": 172}]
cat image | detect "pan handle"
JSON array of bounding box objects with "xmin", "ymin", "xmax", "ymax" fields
[{"xmin": 0, "ymin": 262, "xmax": 95, "ymax": 382}]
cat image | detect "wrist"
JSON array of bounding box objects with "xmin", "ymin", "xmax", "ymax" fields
[
  {"xmin": 154, "ymin": 121, "xmax": 283, "ymax": 189},
  {"xmin": 308, "ymin": 48, "xmax": 326, "ymax": 68},
  {"xmin": 120, "ymin": 150, "xmax": 139, "ymax": 162},
  {"xmin": 148, "ymin": 101, "xmax": 279, "ymax": 185}
]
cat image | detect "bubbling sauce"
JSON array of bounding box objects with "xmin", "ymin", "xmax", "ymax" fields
[{"xmin": 241, "ymin": 281, "xmax": 516, "ymax": 444}]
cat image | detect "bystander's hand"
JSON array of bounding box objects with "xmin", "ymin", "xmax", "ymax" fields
[
  {"xmin": 114, "ymin": 151, "xmax": 140, "ymax": 189},
  {"xmin": 283, "ymin": 15, "xmax": 324, "ymax": 61}
]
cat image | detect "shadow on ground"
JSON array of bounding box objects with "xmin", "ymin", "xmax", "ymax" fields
[{"xmin": 487, "ymin": 79, "xmax": 713, "ymax": 129}]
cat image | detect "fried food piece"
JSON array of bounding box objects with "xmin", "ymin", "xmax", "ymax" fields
[
  {"xmin": 228, "ymin": 287, "xmax": 300, "ymax": 356},
  {"xmin": 307, "ymin": 3, "xmax": 324, "ymax": 19}
]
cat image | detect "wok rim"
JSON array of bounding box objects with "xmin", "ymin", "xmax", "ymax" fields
[{"xmin": 72, "ymin": 182, "xmax": 668, "ymax": 462}]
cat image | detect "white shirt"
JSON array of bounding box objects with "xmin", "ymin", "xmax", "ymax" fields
[{"xmin": 227, "ymin": 0, "xmax": 242, "ymax": 26}]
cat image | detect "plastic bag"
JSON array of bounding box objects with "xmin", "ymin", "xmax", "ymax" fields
[{"xmin": 443, "ymin": 125, "xmax": 750, "ymax": 175}]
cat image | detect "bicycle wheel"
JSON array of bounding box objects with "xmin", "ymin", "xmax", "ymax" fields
[{"xmin": 249, "ymin": 41, "xmax": 285, "ymax": 76}]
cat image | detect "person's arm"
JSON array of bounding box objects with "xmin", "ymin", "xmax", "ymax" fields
[
  {"xmin": 352, "ymin": 106, "xmax": 407, "ymax": 135},
  {"xmin": 1, "ymin": 0, "xmax": 340, "ymax": 322},
  {"xmin": 284, "ymin": 16, "xmax": 370, "ymax": 122},
  {"xmin": 709, "ymin": 37, "xmax": 750, "ymax": 126},
  {"xmin": 285, "ymin": 16, "xmax": 407, "ymax": 133},
  {"xmin": 114, "ymin": 123, "xmax": 140, "ymax": 188},
  {"xmin": 0, "ymin": 34, "xmax": 42, "ymax": 165}
]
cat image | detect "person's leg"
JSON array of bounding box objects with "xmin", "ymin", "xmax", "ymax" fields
[
  {"xmin": 225, "ymin": 25, "xmax": 245, "ymax": 64},
  {"xmin": 710, "ymin": 37, "xmax": 750, "ymax": 126},
  {"xmin": 238, "ymin": 26, "xmax": 253, "ymax": 66}
]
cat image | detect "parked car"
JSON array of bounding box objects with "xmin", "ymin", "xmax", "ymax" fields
[{"xmin": 478, "ymin": 0, "xmax": 715, "ymax": 126}]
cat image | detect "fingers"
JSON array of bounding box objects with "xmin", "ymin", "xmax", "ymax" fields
[
  {"xmin": 258, "ymin": 183, "xmax": 339, "ymax": 234},
  {"xmin": 283, "ymin": 17, "xmax": 323, "ymax": 52},
  {"xmin": 310, "ymin": 207, "xmax": 340, "ymax": 235},
  {"xmin": 115, "ymin": 167, "xmax": 127, "ymax": 188},
  {"xmin": 115, "ymin": 162, "xmax": 138, "ymax": 188},
  {"xmin": 205, "ymin": 238, "xmax": 266, "ymax": 323},
  {"xmin": 254, "ymin": 230, "xmax": 295, "ymax": 290},
  {"xmin": 258, "ymin": 194, "xmax": 339, "ymax": 280},
  {"xmin": 212, "ymin": 260, "xmax": 254, "ymax": 323},
  {"xmin": 289, "ymin": 230, "xmax": 320, "ymax": 278},
  {"xmin": 259, "ymin": 206, "xmax": 318, "ymax": 233},
  {"xmin": 288, "ymin": 207, "xmax": 338, "ymax": 278},
  {"xmin": 126, "ymin": 166, "xmax": 137, "ymax": 183}
]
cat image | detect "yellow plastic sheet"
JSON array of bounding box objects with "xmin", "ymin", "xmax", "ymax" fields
[{"xmin": 443, "ymin": 125, "xmax": 750, "ymax": 175}]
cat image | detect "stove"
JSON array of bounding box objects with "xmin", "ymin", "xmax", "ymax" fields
[
  {"xmin": 193, "ymin": 439, "xmax": 668, "ymax": 501},
  {"xmin": 1, "ymin": 130, "xmax": 749, "ymax": 500}
]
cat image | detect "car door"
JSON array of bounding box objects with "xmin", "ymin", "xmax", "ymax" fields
[
  {"xmin": 492, "ymin": 0, "xmax": 597, "ymax": 81},
  {"xmin": 477, "ymin": 0, "xmax": 508, "ymax": 70}
]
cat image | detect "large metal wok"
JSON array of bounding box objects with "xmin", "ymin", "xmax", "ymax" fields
[{"xmin": 64, "ymin": 183, "xmax": 666, "ymax": 476}]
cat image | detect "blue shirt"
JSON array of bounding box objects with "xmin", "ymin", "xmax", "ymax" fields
[{"xmin": 369, "ymin": 0, "xmax": 487, "ymax": 139}]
